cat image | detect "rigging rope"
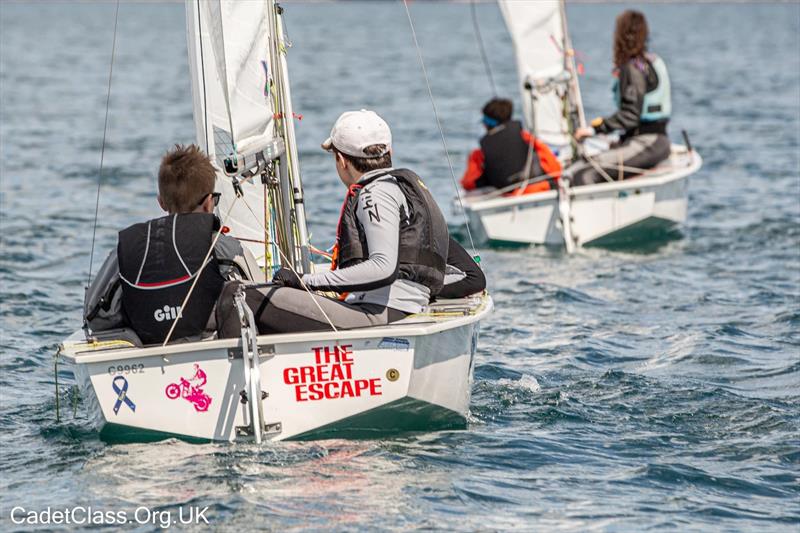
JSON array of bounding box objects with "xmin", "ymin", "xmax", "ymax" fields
[
  {"xmin": 571, "ymin": 136, "xmax": 614, "ymax": 183},
  {"xmin": 470, "ymin": 0, "xmax": 497, "ymax": 96},
  {"xmin": 401, "ymin": 0, "xmax": 478, "ymax": 258},
  {"xmin": 86, "ymin": 0, "xmax": 121, "ymax": 294},
  {"xmin": 238, "ymin": 194, "xmax": 339, "ymax": 333}
]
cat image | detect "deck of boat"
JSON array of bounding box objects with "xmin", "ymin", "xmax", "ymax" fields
[{"xmin": 60, "ymin": 292, "xmax": 493, "ymax": 363}]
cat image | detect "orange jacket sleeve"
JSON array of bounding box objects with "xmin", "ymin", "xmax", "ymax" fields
[
  {"xmin": 521, "ymin": 130, "xmax": 562, "ymax": 179},
  {"xmin": 461, "ymin": 148, "xmax": 485, "ymax": 191}
]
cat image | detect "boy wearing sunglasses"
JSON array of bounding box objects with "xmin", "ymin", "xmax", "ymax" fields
[
  {"xmin": 84, "ymin": 144, "xmax": 263, "ymax": 345},
  {"xmin": 216, "ymin": 110, "xmax": 452, "ymax": 337}
]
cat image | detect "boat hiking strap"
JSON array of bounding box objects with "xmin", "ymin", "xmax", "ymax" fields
[
  {"xmin": 477, "ymin": 170, "xmax": 557, "ymax": 200},
  {"xmin": 86, "ymin": 0, "xmax": 121, "ymax": 310},
  {"xmin": 401, "ymin": 0, "xmax": 478, "ymax": 262},
  {"xmin": 411, "ymin": 309, "xmax": 476, "ymax": 319}
]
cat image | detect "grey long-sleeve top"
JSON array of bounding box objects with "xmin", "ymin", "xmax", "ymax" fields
[{"xmin": 302, "ymin": 168, "xmax": 431, "ymax": 314}]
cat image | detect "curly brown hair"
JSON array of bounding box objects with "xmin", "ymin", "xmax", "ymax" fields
[{"xmin": 613, "ymin": 10, "xmax": 649, "ymax": 68}]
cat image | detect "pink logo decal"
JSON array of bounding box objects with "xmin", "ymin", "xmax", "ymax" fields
[{"xmin": 165, "ymin": 364, "xmax": 212, "ymax": 412}]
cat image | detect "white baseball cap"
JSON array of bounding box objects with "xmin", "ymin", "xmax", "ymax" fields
[{"xmin": 321, "ymin": 109, "xmax": 392, "ymax": 158}]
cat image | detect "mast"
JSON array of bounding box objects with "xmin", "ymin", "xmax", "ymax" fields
[
  {"xmin": 268, "ymin": 2, "xmax": 310, "ymax": 272},
  {"xmin": 185, "ymin": 0, "xmax": 309, "ymax": 273}
]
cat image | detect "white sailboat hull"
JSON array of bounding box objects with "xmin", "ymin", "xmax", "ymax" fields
[
  {"xmin": 62, "ymin": 295, "xmax": 492, "ymax": 442},
  {"xmin": 458, "ymin": 146, "xmax": 701, "ymax": 247}
]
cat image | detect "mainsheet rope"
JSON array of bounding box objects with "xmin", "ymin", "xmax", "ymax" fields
[
  {"xmin": 238, "ymin": 195, "xmax": 339, "ymax": 333},
  {"xmin": 470, "ymin": 0, "xmax": 497, "ymax": 96},
  {"xmin": 571, "ymin": 135, "xmax": 615, "ymax": 184},
  {"xmin": 401, "ymin": 0, "xmax": 478, "ymax": 259},
  {"xmin": 86, "ymin": 0, "xmax": 121, "ymax": 294}
]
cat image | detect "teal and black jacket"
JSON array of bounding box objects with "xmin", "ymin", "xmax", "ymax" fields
[{"xmin": 596, "ymin": 55, "xmax": 671, "ymax": 141}]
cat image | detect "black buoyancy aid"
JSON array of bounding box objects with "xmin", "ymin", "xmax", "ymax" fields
[
  {"xmin": 334, "ymin": 169, "xmax": 449, "ymax": 296},
  {"xmin": 479, "ymin": 120, "xmax": 542, "ymax": 188},
  {"xmin": 117, "ymin": 213, "xmax": 225, "ymax": 345}
]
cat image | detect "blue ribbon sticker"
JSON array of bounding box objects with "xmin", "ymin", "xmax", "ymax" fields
[{"xmin": 112, "ymin": 376, "xmax": 136, "ymax": 415}]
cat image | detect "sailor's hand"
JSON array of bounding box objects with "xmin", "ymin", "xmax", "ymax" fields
[
  {"xmin": 272, "ymin": 267, "xmax": 304, "ymax": 290},
  {"xmin": 574, "ymin": 127, "xmax": 595, "ymax": 141}
]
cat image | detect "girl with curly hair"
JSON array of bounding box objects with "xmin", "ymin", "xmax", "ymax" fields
[{"xmin": 570, "ymin": 10, "xmax": 672, "ymax": 186}]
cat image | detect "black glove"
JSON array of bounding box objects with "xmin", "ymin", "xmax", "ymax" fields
[{"xmin": 272, "ymin": 267, "xmax": 304, "ymax": 290}]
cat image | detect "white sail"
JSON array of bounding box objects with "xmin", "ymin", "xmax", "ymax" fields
[
  {"xmin": 186, "ymin": 0, "xmax": 278, "ymax": 159},
  {"xmin": 497, "ymin": 0, "xmax": 583, "ymax": 149},
  {"xmin": 185, "ymin": 0, "xmax": 307, "ymax": 270}
]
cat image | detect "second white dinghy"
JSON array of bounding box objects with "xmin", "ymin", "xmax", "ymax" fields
[
  {"xmin": 458, "ymin": 0, "xmax": 702, "ymax": 250},
  {"xmin": 60, "ymin": 0, "xmax": 492, "ymax": 444},
  {"xmin": 458, "ymin": 143, "xmax": 702, "ymax": 247}
]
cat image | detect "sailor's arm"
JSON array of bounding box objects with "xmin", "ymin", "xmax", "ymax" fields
[
  {"xmin": 84, "ymin": 249, "xmax": 124, "ymax": 331},
  {"xmin": 461, "ymin": 149, "xmax": 486, "ymax": 190},
  {"xmin": 597, "ymin": 64, "xmax": 647, "ymax": 133},
  {"xmin": 438, "ymin": 237, "xmax": 486, "ymax": 299},
  {"xmin": 521, "ymin": 130, "xmax": 562, "ymax": 178},
  {"xmin": 214, "ymin": 235, "xmax": 267, "ymax": 283},
  {"xmin": 302, "ymin": 181, "xmax": 402, "ymax": 292}
]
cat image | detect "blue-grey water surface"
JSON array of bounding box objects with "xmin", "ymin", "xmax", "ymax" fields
[{"xmin": 1, "ymin": 2, "xmax": 798, "ymax": 531}]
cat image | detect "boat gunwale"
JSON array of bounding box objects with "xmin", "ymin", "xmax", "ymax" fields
[
  {"xmin": 461, "ymin": 145, "xmax": 702, "ymax": 212},
  {"xmin": 60, "ymin": 295, "xmax": 494, "ymax": 364}
]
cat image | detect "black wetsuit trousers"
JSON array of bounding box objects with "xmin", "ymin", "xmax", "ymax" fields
[
  {"xmin": 216, "ymin": 282, "xmax": 408, "ymax": 338},
  {"xmin": 568, "ymin": 133, "xmax": 671, "ymax": 187}
]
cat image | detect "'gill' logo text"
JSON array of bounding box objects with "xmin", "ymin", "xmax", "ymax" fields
[{"xmin": 154, "ymin": 305, "xmax": 180, "ymax": 322}]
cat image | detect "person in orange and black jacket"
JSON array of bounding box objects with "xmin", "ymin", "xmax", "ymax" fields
[{"xmin": 461, "ymin": 98, "xmax": 561, "ymax": 195}]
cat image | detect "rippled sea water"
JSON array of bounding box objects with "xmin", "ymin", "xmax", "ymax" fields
[{"xmin": 1, "ymin": 2, "xmax": 798, "ymax": 531}]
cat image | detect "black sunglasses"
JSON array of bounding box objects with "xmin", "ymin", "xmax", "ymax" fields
[{"xmin": 197, "ymin": 192, "xmax": 221, "ymax": 207}]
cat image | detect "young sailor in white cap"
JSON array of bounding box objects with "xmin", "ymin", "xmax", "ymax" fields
[{"xmin": 217, "ymin": 110, "xmax": 450, "ymax": 336}]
